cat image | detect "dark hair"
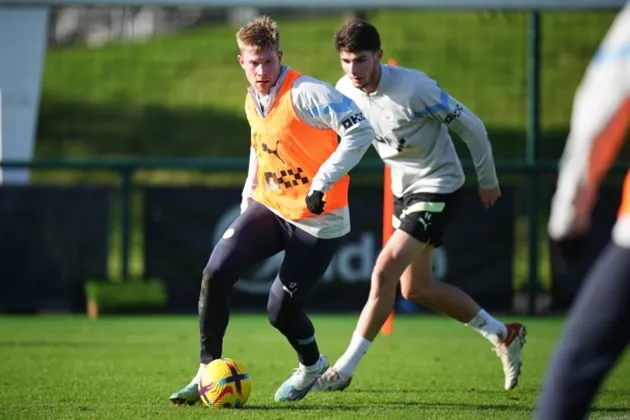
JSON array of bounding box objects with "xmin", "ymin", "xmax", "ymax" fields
[{"xmin": 334, "ymin": 20, "xmax": 381, "ymax": 52}]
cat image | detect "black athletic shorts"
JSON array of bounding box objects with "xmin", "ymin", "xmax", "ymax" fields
[{"xmin": 393, "ymin": 189, "xmax": 462, "ymax": 247}]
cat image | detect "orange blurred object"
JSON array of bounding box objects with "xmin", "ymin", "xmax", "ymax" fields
[{"xmin": 381, "ymin": 60, "xmax": 398, "ymax": 336}]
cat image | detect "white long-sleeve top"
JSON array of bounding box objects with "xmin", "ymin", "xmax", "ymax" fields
[
  {"xmin": 548, "ymin": 2, "xmax": 630, "ymax": 247},
  {"xmin": 336, "ymin": 64, "xmax": 498, "ymax": 198},
  {"xmin": 241, "ymin": 65, "xmax": 374, "ymax": 239}
]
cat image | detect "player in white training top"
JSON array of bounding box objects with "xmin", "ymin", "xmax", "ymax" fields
[
  {"xmin": 313, "ymin": 20, "xmax": 527, "ymax": 393},
  {"xmin": 169, "ymin": 16, "xmax": 374, "ymax": 405},
  {"xmin": 536, "ymin": 3, "xmax": 630, "ymax": 418}
]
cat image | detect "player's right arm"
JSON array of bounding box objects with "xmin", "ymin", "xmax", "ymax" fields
[
  {"xmin": 409, "ymin": 71, "xmax": 499, "ymax": 192},
  {"xmin": 548, "ymin": 4, "xmax": 630, "ymax": 241},
  {"xmin": 240, "ymin": 144, "xmax": 259, "ymax": 213},
  {"xmin": 241, "ymin": 103, "xmax": 259, "ymax": 213},
  {"xmin": 293, "ymin": 76, "xmax": 374, "ymax": 194}
]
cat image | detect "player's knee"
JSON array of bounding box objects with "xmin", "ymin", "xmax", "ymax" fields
[
  {"xmin": 370, "ymin": 264, "xmax": 399, "ymax": 300},
  {"xmin": 267, "ymin": 286, "xmax": 304, "ymax": 331},
  {"xmin": 266, "ymin": 289, "xmax": 285, "ymax": 329},
  {"xmin": 201, "ymin": 265, "xmax": 222, "ymax": 288},
  {"xmin": 201, "ymin": 257, "xmax": 234, "ymax": 293},
  {"xmin": 197, "ymin": 262, "xmax": 233, "ymax": 314},
  {"xmin": 401, "ymin": 277, "xmax": 434, "ymax": 303}
]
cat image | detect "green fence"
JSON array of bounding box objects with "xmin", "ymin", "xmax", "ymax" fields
[
  {"xmin": 2, "ymin": 9, "xmax": 628, "ymax": 314},
  {"xmin": 0, "ymin": 156, "xmax": 584, "ymax": 315}
]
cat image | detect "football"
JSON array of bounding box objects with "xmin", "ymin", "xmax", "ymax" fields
[{"xmin": 198, "ymin": 358, "xmax": 251, "ymax": 408}]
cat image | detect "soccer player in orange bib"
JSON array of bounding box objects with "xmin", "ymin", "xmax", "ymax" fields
[
  {"xmin": 536, "ymin": 3, "xmax": 630, "ymax": 419},
  {"xmin": 169, "ymin": 16, "xmax": 374, "ymax": 405}
]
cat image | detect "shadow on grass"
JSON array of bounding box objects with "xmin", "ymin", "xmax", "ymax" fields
[
  {"xmin": 240, "ymin": 399, "xmax": 629, "ymax": 414},
  {"xmin": 240, "ymin": 404, "xmax": 358, "ymax": 411}
]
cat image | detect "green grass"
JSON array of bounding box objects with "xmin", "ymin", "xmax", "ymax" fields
[
  {"xmin": 37, "ymin": 11, "xmax": 619, "ymax": 161},
  {"xmin": 1, "ymin": 315, "xmax": 629, "ymax": 419}
]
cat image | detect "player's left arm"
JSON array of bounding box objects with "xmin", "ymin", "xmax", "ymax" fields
[
  {"xmin": 293, "ymin": 77, "xmax": 375, "ymax": 194},
  {"xmin": 412, "ymin": 74, "xmax": 499, "ymax": 207}
]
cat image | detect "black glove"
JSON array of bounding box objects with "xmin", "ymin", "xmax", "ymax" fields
[
  {"xmin": 549, "ymin": 234, "xmax": 588, "ymax": 275},
  {"xmin": 305, "ymin": 190, "xmax": 325, "ymax": 215}
]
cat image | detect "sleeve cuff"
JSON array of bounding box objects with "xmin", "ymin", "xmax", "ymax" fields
[{"xmin": 310, "ymin": 179, "xmax": 330, "ymax": 193}]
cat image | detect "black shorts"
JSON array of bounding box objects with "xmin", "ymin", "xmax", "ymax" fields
[{"xmin": 393, "ymin": 189, "xmax": 462, "ymax": 247}]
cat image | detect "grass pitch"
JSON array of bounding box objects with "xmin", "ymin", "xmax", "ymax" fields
[{"xmin": 1, "ymin": 314, "xmax": 629, "ymax": 419}]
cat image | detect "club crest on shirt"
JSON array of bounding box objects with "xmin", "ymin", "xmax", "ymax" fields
[{"xmin": 382, "ymin": 109, "xmax": 394, "ymax": 122}]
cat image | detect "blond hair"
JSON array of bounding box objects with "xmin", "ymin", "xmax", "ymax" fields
[{"xmin": 236, "ymin": 15, "xmax": 280, "ymax": 52}]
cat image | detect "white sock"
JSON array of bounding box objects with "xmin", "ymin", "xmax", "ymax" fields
[
  {"xmin": 299, "ymin": 356, "xmax": 323, "ymax": 372},
  {"xmin": 466, "ymin": 309, "xmax": 508, "ymax": 346},
  {"xmin": 189, "ymin": 363, "xmax": 207, "ymax": 385},
  {"xmin": 333, "ymin": 331, "xmax": 372, "ymax": 380}
]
